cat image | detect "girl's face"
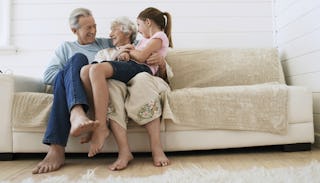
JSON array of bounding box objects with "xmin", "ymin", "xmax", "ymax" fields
[
  {"xmin": 109, "ymin": 25, "xmax": 130, "ymax": 46},
  {"xmin": 137, "ymin": 19, "xmax": 150, "ymax": 38}
]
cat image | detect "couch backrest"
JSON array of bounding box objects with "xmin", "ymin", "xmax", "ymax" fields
[{"xmin": 166, "ymin": 48, "xmax": 285, "ymax": 90}]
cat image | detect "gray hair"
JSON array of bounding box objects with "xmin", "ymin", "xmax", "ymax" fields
[
  {"xmin": 69, "ymin": 8, "xmax": 92, "ymax": 29},
  {"xmin": 111, "ymin": 16, "xmax": 137, "ymax": 43}
]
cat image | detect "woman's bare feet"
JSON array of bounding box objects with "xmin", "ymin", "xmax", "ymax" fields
[
  {"xmin": 88, "ymin": 125, "xmax": 110, "ymax": 157},
  {"xmin": 32, "ymin": 144, "xmax": 65, "ymax": 174},
  {"xmin": 152, "ymin": 146, "xmax": 170, "ymax": 167},
  {"xmin": 70, "ymin": 116, "xmax": 99, "ymax": 137},
  {"xmin": 109, "ymin": 151, "xmax": 134, "ymax": 171}
]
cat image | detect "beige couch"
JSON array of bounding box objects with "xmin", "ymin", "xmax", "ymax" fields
[{"xmin": 0, "ymin": 48, "xmax": 314, "ymax": 160}]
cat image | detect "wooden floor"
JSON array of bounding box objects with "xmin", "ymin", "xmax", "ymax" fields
[{"xmin": 1, "ymin": 145, "xmax": 320, "ymax": 182}]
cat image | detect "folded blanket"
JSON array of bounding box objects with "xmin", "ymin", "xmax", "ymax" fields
[
  {"xmin": 162, "ymin": 83, "xmax": 288, "ymax": 134},
  {"xmin": 12, "ymin": 92, "xmax": 53, "ymax": 129}
]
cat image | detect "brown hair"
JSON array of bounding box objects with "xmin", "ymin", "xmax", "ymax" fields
[{"xmin": 137, "ymin": 7, "xmax": 173, "ymax": 48}]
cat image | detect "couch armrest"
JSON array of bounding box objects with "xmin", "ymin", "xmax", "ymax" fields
[
  {"xmin": 0, "ymin": 74, "xmax": 46, "ymax": 153},
  {"xmin": 0, "ymin": 75, "xmax": 14, "ymax": 152}
]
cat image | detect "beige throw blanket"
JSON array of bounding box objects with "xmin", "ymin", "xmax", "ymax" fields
[
  {"xmin": 12, "ymin": 92, "xmax": 53, "ymax": 130},
  {"xmin": 162, "ymin": 83, "xmax": 288, "ymax": 134}
]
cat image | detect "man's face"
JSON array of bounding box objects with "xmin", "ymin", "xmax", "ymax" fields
[
  {"xmin": 109, "ymin": 25, "xmax": 130, "ymax": 47},
  {"xmin": 73, "ymin": 16, "xmax": 96, "ymax": 45}
]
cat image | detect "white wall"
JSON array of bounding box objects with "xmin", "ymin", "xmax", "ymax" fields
[
  {"xmin": 274, "ymin": 0, "xmax": 320, "ymax": 145},
  {"xmin": 0, "ymin": 0, "xmax": 274, "ymax": 77}
]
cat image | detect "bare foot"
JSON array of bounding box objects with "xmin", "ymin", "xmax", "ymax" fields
[
  {"xmin": 152, "ymin": 147, "xmax": 170, "ymax": 167},
  {"xmin": 80, "ymin": 132, "xmax": 92, "ymax": 144},
  {"xmin": 109, "ymin": 151, "xmax": 134, "ymax": 171},
  {"xmin": 70, "ymin": 116, "xmax": 99, "ymax": 137},
  {"xmin": 88, "ymin": 126, "xmax": 110, "ymax": 157},
  {"xmin": 32, "ymin": 144, "xmax": 65, "ymax": 174}
]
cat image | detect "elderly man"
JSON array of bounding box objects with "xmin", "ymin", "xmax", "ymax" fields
[{"xmin": 32, "ymin": 8, "xmax": 170, "ymax": 174}]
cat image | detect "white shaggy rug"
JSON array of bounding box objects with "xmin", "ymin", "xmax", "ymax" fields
[{"xmin": 19, "ymin": 160, "xmax": 320, "ymax": 183}]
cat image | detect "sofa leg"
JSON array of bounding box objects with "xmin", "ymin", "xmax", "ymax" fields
[
  {"xmin": 0, "ymin": 153, "xmax": 13, "ymax": 161},
  {"xmin": 282, "ymin": 143, "xmax": 311, "ymax": 152}
]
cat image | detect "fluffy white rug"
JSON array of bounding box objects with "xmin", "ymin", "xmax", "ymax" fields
[{"xmin": 20, "ymin": 160, "xmax": 320, "ymax": 183}]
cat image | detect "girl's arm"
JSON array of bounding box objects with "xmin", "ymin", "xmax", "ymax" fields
[{"xmin": 129, "ymin": 38, "xmax": 162, "ymax": 63}]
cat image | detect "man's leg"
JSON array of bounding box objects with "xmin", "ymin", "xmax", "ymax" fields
[
  {"xmin": 109, "ymin": 120, "xmax": 133, "ymax": 171},
  {"xmin": 144, "ymin": 118, "xmax": 169, "ymax": 167},
  {"xmin": 32, "ymin": 53, "xmax": 96, "ymax": 174},
  {"xmin": 32, "ymin": 71, "xmax": 69, "ymax": 174}
]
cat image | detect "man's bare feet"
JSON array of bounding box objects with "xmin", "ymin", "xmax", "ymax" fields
[
  {"xmin": 70, "ymin": 116, "xmax": 99, "ymax": 137},
  {"xmin": 32, "ymin": 144, "xmax": 65, "ymax": 174},
  {"xmin": 109, "ymin": 151, "xmax": 134, "ymax": 171},
  {"xmin": 88, "ymin": 126, "xmax": 110, "ymax": 157},
  {"xmin": 152, "ymin": 146, "xmax": 170, "ymax": 167}
]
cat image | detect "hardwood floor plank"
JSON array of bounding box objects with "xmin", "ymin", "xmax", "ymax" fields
[{"xmin": 1, "ymin": 147, "xmax": 320, "ymax": 181}]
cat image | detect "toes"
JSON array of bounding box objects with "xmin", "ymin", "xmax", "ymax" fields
[
  {"xmin": 32, "ymin": 166, "xmax": 40, "ymax": 174},
  {"xmin": 161, "ymin": 161, "xmax": 169, "ymax": 166},
  {"xmin": 154, "ymin": 160, "xmax": 169, "ymax": 167}
]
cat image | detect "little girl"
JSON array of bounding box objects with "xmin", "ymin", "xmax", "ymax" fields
[{"xmin": 81, "ymin": 7, "xmax": 173, "ymax": 159}]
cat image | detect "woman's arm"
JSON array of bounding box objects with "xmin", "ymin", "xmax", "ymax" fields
[
  {"xmin": 146, "ymin": 52, "xmax": 172, "ymax": 82},
  {"xmin": 129, "ymin": 38, "xmax": 162, "ymax": 63}
]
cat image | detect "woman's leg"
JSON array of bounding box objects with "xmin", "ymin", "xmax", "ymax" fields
[
  {"xmin": 109, "ymin": 120, "xmax": 133, "ymax": 170},
  {"xmin": 87, "ymin": 62, "xmax": 114, "ymax": 157},
  {"xmin": 145, "ymin": 118, "xmax": 169, "ymax": 167},
  {"xmin": 125, "ymin": 72, "xmax": 170, "ymax": 166}
]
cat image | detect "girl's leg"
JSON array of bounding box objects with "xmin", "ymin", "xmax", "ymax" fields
[
  {"xmin": 144, "ymin": 118, "xmax": 170, "ymax": 167},
  {"xmin": 87, "ymin": 62, "xmax": 114, "ymax": 157},
  {"xmin": 80, "ymin": 64, "xmax": 95, "ymax": 120},
  {"xmin": 79, "ymin": 64, "xmax": 96, "ymax": 144}
]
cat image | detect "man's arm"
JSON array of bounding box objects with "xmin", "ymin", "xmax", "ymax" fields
[{"xmin": 43, "ymin": 44, "xmax": 68, "ymax": 85}]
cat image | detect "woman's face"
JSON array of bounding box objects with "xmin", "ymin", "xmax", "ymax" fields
[
  {"xmin": 73, "ymin": 16, "xmax": 97, "ymax": 45},
  {"xmin": 109, "ymin": 25, "xmax": 131, "ymax": 47}
]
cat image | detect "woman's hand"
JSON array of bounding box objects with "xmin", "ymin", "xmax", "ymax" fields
[
  {"xmin": 119, "ymin": 44, "xmax": 135, "ymax": 50},
  {"xmin": 118, "ymin": 52, "xmax": 130, "ymax": 61},
  {"xmin": 146, "ymin": 52, "xmax": 165, "ymax": 68},
  {"xmin": 146, "ymin": 52, "xmax": 168, "ymax": 80}
]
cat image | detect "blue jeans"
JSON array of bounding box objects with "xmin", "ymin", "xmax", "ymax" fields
[{"xmin": 43, "ymin": 53, "xmax": 89, "ymax": 147}]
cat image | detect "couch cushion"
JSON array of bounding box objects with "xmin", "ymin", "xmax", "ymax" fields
[
  {"xmin": 162, "ymin": 83, "xmax": 288, "ymax": 134},
  {"xmin": 166, "ymin": 48, "xmax": 285, "ymax": 90}
]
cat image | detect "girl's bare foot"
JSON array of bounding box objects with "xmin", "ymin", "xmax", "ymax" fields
[
  {"xmin": 80, "ymin": 132, "xmax": 92, "ymax": 144},
  {"xmin": 32, "ymin": 145, "xmax": 65, "ymax": 174},
  {"xmin": 70, "ymin": 116, "xmax": 99, "ymax": 137},
  {"xmin": 88, "ymin": 126, "xmax": 110, "ymax": 157},
  {"xmin": 109, "ymin": 151, "xmax": 134, "ymax": 171}
]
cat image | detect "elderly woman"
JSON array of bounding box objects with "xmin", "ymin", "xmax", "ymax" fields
[
  {"xmin": 80, "ymin": 17, "xmax": 172, "ymax": 170},
  {"xmin": 33, "ymin": 8, "xmax": 170, "ymax": 174}
]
